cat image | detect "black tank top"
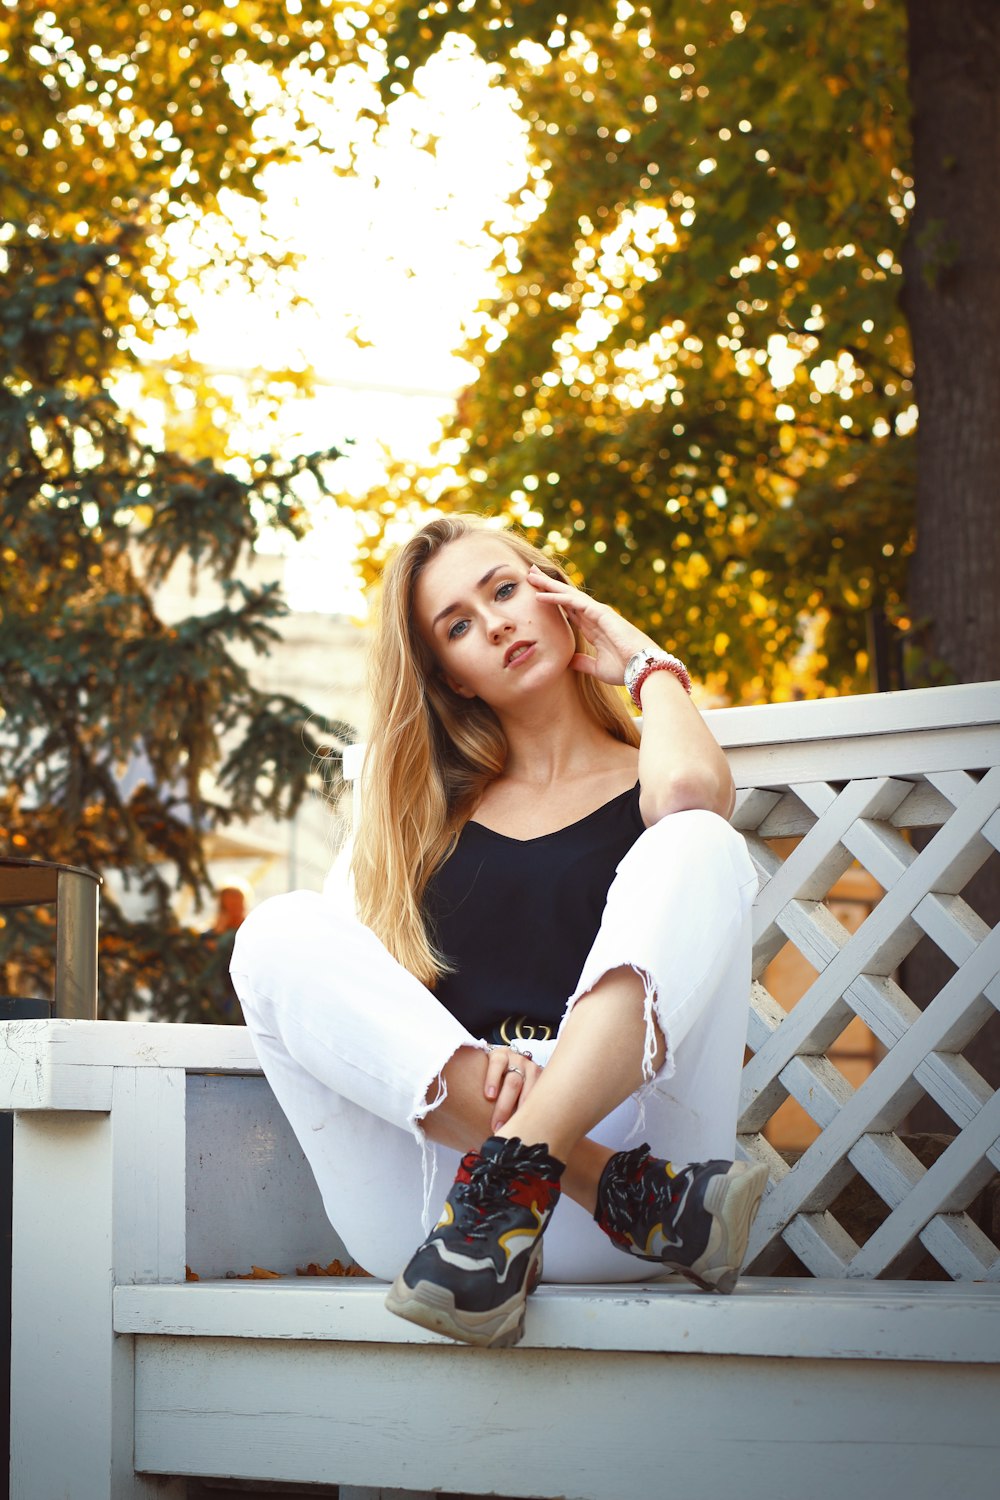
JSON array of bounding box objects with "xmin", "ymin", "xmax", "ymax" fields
[{"xmin": 422, "ymin": 783, "xmax": 645, "ymax": 1041}]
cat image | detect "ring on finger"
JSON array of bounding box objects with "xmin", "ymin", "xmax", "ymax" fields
[{"xmin": 505, "ymin": 1065, "xmax": 525, "ymax": 1080}]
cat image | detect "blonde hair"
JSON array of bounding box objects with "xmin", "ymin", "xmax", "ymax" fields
[{"xmin": 351, "ymin": 515, "xmax": 640, "ymax": 986}]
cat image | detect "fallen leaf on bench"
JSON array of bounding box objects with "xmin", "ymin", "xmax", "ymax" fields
[
  {"xmin": 185, "ymin": 1266, "xmax": 200, "ymax": 1282},
  {"xmin": 296, "ymin": 1258, "xmax": 372, "ymax": 1278},
  {"xmin": 229, "ymin": 1265, "xmax": 283, "ymax": 1280}
]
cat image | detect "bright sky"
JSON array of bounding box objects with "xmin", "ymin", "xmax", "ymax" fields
[{"xmin": 148, "ymin": 38, "xmax": 531, "ymax": 616}]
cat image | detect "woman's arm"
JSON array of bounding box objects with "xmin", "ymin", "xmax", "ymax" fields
[
  {"xmin": 633, "ymin": 666, "xmax": 735, "ymax": 826},
  {"xmin": 527, "ymin": 566, "xmax": 735, "ymax": 826}
]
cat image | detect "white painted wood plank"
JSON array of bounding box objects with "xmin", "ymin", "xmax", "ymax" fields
[
  {"xmin": 745, "ymin": 922, "xmax": 1000, "ymax": 1259},
  {"xmin": 777, "ymin": 1210, "xmax": 858, "ymax": 1277},
  {"xmin": 913, "ymin": 1050, "xmax": 996, "ymax": 1139},
  {"xmin": 886, "ymin": 778, "xmax": 982, "ymax": 829},
  {"xmin": 985, "ymin": 803, "xmax": 1000, "ymax": 853},
  {"xmin": 759, "ymin": 891, "xmax": 852, "ymax": 985},
  {"xmin": 815, "ymin": 789, "xmax": 916, "ymax": 889},
  {"xmin": 186, "ymin": 1073, "xmax": 349, "ymax": 1278},
  {"xmin": 847, "ymin": 1131, "xmax": 924, "ymax": 1210},
  {"xmin": 113, "ymin": 1277, "xmax": 1000, "ymax": 1363},
  {"xmin": 925, "ymin": 766, "xmax": 987, "ymax": 808},
  {"xmin": 726, "ymin": 724, "xmax": 1000, "ymax": 788},
  {"xmin": 752, "ymin": 777, "xmax": 909, "ymax": 943},
  {"xmin": 841, "ymin": 969, "xmax": 989, "ymax": 1084},
  {"xmin": 778, "ymin": 1052, "xmax": 854, "ymax": 1132},
  {"xmin": 130, "ymin": 1334, "xmax": 1000, "ymax": 1498},
  {"xmin": 712, "ymin": 680, "xmax": 1000, "ymax": 746},
  {"xmin": 847, "ymin": 1089, "xmax": 1000, "ymax": 1278},
  {"xmin": 730, "ymin": 785, "xmax": 782, "ymax": 830},
  {"xmin": 736, "ymin": 780, "xmax": 968, "ymax": 838},
  {"xmin": 911, "ymin": 888, "xmax": 994, "ymax": 970},
  {"xmin": 112, "ymin": 1067, "xmax": 187, "ymax": 1285},
  {"xmin": 0, "ymin": 1018, "xmax": 260, "ymax": 1106},
  {"xmin": 744, "ymin": 978, "xmax": 789, "ymax": 1054},
  {"xmin": 919, "ymin": 1210, "xmax": 1000, "ymax": 1282},
  {"xmin": 9, "ymin": 1113, "xmax": 182, "ymax": 1500},
  {"xmin": 341, "ymin": 1490, "xmax": 435, "ymax": 1500},
  {"xmin": 827, "ymin": 972, "xmax": 997, "ymax": 1149},
  {"xmin": 756, "ymin": 778, "xmax": 833, "ymax": 836},
  {"xmin": 0, "ymin": 1017, "xmax": 114, "ymax": 1109},
  {"xmin": 742, "ymin": 774, "xmax": 1000, "ymax": 1105},
  {"xmin": 843, "ymin": 780, "xmax": 1000, "ymax": 978}
]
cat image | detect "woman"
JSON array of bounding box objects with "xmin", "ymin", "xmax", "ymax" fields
[{"xmin": 230, "ymin": 514, "xmax": 766, "ymax": 1349}]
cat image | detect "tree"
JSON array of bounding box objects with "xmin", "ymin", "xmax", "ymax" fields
[
  {"xmin": 0, "ymin": 1, "xmax": 356, "ymax": 1019},
  {"xmin": 357, "ymin": 0, "xmax": 1000, "ymax": 1110},
  {"xmin": 903, "ymin": 0, "xmax": 1000, "ymax": 688},
  {"xmin": 343, "ymin": 0, "xmax": 997, "ymax": 701}
]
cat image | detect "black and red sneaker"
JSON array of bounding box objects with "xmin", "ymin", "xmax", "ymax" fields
[
  {"xmin": 595, "ymin": 1144, "xmax": 768, "ymax": 1294},
  {"xmin": 385, "ymin": 1135, "xmax": 564, "ymax": 1347}
]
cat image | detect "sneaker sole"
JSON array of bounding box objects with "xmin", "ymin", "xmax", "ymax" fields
[
  {"xmin": 384, "ymin": 1242, "xmax": 543, "ymax": 1348},
  {"xmin": 664, "ymin": 1160, "xmax": 769, "ymax": 1294}
]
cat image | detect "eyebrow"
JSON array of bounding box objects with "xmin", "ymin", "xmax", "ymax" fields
[{"xmin": 431, "ymin": 564, "xmax": 508, "ymax": 630}]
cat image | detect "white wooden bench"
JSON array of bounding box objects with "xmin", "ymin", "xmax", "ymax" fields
[{"xmin": 4, "ymin": 681, "xmax": 1000, "ymax": 1500}]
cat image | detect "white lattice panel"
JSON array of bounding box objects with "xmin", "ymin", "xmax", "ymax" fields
[{"xmin": 716, "ymin": 683, "xmax": 1000, "ymax": 1280}]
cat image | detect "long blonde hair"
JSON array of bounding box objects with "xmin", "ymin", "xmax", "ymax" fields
[{"xmin": 351, "ymin": 515, "xmax": 640, "ymax": 986}]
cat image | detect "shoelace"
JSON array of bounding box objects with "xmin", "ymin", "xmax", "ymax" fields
[
  {"xmin": 455, "ymin": 1142, "xmax": 556, "ymax": 1238},
  {"xmin": 599, "ymin": 1142, "xmax": 659, "ymax": 1232}
]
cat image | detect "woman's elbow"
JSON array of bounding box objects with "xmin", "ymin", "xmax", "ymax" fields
[{"xmin": 639, "ymin": 768, "xmax": 735, "ymax": 826}]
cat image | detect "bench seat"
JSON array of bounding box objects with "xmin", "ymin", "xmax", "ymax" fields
[
  {"xmin": 114, "ymin": 1278, "xmax": 1000, "ymax": 1499},
  {"xmin": 114, "ymin": 1274, "xmax": 1000, "ymax": 1363}
]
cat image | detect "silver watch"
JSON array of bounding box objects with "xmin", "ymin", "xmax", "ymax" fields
[{"xmin": 623, "ymin": 648, "xmax": 692, "ymax": 706}]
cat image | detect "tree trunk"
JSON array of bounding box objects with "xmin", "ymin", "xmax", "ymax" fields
[
  {"xmin": 901, "ymin": 1, "xmax": 1000, "ymax": 1133},
  {"xmin": 903, "ymin": 0, "xmax": 1000, "ymax": 685}
]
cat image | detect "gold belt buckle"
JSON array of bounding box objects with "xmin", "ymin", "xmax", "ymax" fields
[{"xmin": 499, "ymin": 1015, "xmax": 553, "ymax": 1045}]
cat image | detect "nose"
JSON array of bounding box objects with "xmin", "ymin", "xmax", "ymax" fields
[{"xmin": 486, "ymin": 612, "xmax": 514, "ymax": 644}]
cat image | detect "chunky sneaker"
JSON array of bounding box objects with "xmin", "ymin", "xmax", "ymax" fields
[
  {"xmin": 595, "ymin": 1144, "xmax": 768, "ymax": 1294},
  {"xmin": 385, "ymin": 1135, "xmax": 564, "ymax": 1348}
]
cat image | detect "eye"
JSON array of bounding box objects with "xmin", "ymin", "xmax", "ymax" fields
[
  {"xmin": 495, "ymin": 580, "xmax": 517, "ymax": 600},
  {"xmin": 447, "ymin": 617, "xmax": 469, "ymax": 641}
]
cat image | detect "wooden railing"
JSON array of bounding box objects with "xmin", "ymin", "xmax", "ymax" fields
[{"xmin": 719, "ymin": 683, "xmax": 1000, "ymax": 1278}]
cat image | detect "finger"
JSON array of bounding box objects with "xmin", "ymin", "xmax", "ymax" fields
[
  {"xmin": 527, "ymin": 567, "xmax": 582, "ymax": 602},
  {"xmin": 484, "ymin": 1050, "xmax": 510, "ymax": 1100},
  {"xmin": 492, "ymin": 1057, "xmax": 541, "ymax": 1131},
  {"xmin": 490, "ymin": 1067, "xmax": 526, "ymax": 1131},
  {"xmin": 488, "ymin": 1068, "xmax": 527, "ymax": 1128},
  {"xmin": 569, "ymin": 652, "xmax": 598, "ymax": 675}
]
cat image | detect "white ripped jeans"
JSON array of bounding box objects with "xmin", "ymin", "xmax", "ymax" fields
[{"xmin": 230, "ymin": 808, "xmax": 758, "ymax": 1285}]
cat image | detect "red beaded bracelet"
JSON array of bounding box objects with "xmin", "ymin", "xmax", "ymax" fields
[{"xmin": 625, "ymin": 650, "xmax": 693, "ymax": 707}]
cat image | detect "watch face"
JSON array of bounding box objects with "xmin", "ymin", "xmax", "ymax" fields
[{"xmin": 625, "ymin": 649, "xmax": 656, "ymax": 694}]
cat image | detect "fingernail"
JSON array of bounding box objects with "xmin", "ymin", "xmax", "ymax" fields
[{"xmin": 487, "ymin": 1086, "xmax": 497, "ymax": 1099}]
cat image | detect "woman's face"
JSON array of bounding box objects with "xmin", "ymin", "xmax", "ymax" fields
[{"xmin": 412, "ymin": 532, "xmax": 575, "ymax": 710}]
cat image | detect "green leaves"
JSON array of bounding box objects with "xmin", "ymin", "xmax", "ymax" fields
[
  {"xmin": 351, "ymin": 0, "xmax": 914, "ymax": 697},
  {"xmin": 0, "ymin": 2, "xmax": 355, "ymax": 1019}
]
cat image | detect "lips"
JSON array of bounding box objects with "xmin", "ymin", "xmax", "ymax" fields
[{"xmin": 504, "ymin": 640, "xmax": 535, "ymax": 668}]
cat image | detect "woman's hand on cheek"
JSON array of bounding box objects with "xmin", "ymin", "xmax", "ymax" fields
[{"xmin": 526, "ymin": 565, "xmax": 656, "ymax": 685}]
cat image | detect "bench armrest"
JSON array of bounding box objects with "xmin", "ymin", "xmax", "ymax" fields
[{"xmin": 0, "ymin": 1018, "xmax": 260, "ymax": 1111}]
